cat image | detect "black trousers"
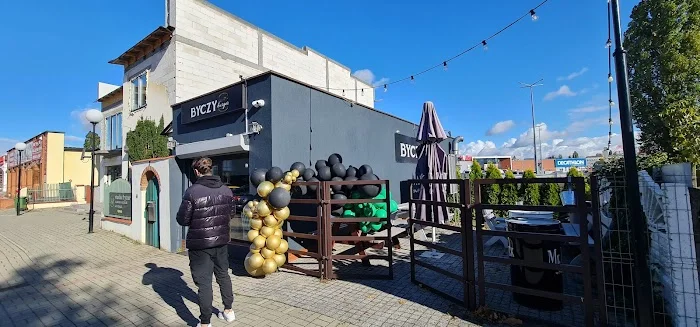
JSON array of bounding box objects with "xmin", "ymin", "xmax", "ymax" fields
[{"xmin": 188, "ymin": 245, "xmax": 234, "ymax": 324}]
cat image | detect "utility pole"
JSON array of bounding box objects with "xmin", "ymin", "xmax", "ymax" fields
[
  {"xmin": 610, "ymin": 1, "xmax": 653, "ymax": 326},
  {"xmin": 520, "ymin": 79, "xmax": 543, "ymax": 174}
]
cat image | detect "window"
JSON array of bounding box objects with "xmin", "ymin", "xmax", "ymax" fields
[
  {"xmin": 106, "ymin": 165, "xmax": 121, "ymax": 182},
  {"xmin": 131, "ymin": 72, "xmax": 147, "ymax": 110},
  {"xmin": 105, "ymin": 113, "xmax": 122, "ymax": 150}
]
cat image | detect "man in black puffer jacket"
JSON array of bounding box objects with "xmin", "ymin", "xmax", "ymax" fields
[{"xmin": 176, "ymin": 157, "xmax": 236, "ymax": 327}]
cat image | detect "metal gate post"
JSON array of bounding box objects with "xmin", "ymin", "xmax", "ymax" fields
[{"xmin": 461, "ymin": 179, "xmax": 476, "ymax": 310}]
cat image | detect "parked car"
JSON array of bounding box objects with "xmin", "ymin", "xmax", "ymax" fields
[{"xmin": 230, "ymin": 184, "xmax": 255, "ymax": 212}]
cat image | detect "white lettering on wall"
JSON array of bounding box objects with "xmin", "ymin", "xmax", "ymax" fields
[
  {"xmin": 400, "ymin": 143, "xmax": 419, "ymax": 159},
  {"xmin": 189, "ymin": 100, "xmax": 219, "ymax": 118}
]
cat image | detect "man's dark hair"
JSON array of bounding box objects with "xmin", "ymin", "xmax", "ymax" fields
[{"xmin": 192, "ymin": 157, "xmax": 213, "ymax": 175}]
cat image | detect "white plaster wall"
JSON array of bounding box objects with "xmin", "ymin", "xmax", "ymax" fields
[{"xmin": 171, "ymin": 0, "xmax": 374, "ymax": 107}]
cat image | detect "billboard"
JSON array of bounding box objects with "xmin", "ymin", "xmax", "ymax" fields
[
  {"xmin": 7, "ymin": 139, "xmax": 42, "ymax": 168},
  {"xmin": 554, "ymin": 158, "xmax": 587, "ymax": 168}
]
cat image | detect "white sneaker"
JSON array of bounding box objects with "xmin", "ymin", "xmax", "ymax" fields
[
  {"xmin": 218, "ymin": 309, "xmax": 236, "ymax": 322},
  {"xmin": 196, "ymin": 323, "xmax": 212, "ymax": 327}
]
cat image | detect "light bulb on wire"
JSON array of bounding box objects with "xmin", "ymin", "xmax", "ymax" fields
[
  {"xmin": 609, "ymin": 100, "xmax": 615, "ymax": 107},
  {"xmin": 410, "ymin": 76, "xmax": 415, "ymax": 84},
  {"xmin": 608, "ymin": 73, "xmax": 614, "ymax": 83},
  {"xmin": 443, "ymin": 61, "xmax": 448, "ymax": 71},
  {"xmin": 342, "ymin": 90, "xmax": 345, "ymax": 96},
  {"xmin": 605, "ymin": 39, "xmax": 612, "ymax": 48},
  {"xmin": 530, "ymin": 10, "xmax": 538, "ymax": 21},
  {"xmin": 481, "ymin": 40, "xmax": 488, "ymax": 51},
  {"xmin": 384, "ymin": 84, "xmax": 388, "ymax": 93}
]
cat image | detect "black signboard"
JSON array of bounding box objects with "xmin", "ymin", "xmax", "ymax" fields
[
  {"xmin": 178, "ymin": 84, "xmax": 244, "ymax": 124},
  {"xmin": 108, "ymin": 192, "xmax": 132, "ymax": 219},
  {"xmin": 395, "ymin": 133, "xmax": 420, "ymax": 163}
]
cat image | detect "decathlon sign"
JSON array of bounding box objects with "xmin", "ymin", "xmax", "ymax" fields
[
  {"xmin": 394, "ymin": 133, "xmax": 420, "ymax": 163},
  {"xmin": 555, "ymin": 158, "xmax": 587, "ymax": 168}
]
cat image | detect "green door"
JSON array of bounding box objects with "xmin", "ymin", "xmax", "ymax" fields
[{"xmin": 145, "ymin": 178, "xmax": 160, "ymax": 248}]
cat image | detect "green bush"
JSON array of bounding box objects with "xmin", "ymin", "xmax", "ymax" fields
[{"xmin": 520, "ymin": 169, "xmax": 539, "ymax": 205}]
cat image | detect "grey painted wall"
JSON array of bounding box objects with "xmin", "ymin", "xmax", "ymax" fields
[
  {"xmin": 167, "ymin": 158, "xmax": 184, "ymax": 252},
  {"xmin": 270, "ymin": 75, "xmax": 452, "ymax": 200}
]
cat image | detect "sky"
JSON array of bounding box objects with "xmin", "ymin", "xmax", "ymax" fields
[{"xmin": 0, "ymin": 0, "xmax": 637, "ymax": 158}]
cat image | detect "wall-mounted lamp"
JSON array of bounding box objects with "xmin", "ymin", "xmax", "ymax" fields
[
  {"xmin": 167, "ymin": 136, "xmax": 177, "ymax": 150},
  {"xmin": 395, "ymin": 130, "xmax": 400, "ymax": 134},
  {"xmin": 249, "ymin": 122, "xmax": 263, "ymax": 134},
  {"xmin": 252, "ymin": 99, "xmax": 265, "ymax": 108}
]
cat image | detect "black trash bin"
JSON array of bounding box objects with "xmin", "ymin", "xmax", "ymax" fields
[{"xmin": 507, "ymin": 218, "xmax": 564, "ymax": 311}]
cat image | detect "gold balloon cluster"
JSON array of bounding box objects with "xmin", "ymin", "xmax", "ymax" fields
[{"xmin": 242, "ymin": 169, "xmax": 299, "ymax": 277}]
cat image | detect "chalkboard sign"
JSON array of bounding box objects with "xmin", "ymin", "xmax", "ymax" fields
[
  {"xmin": 109, "ymin": 192, "xmax": 132, "ymax": 219},
  {"xmin": 395, "ymin": 133, "xmax": 420, "ymax": 163}
]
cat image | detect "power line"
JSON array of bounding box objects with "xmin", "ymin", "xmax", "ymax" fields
[{"xmin": 329, "ymin": 0, "xmax": 550, "ymax": 93}]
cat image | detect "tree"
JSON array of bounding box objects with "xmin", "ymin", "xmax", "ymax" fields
[
  {"xmin": 483, "ymin": 163, "xmax": 501, "ymax": 205},
  {"xmin": 520, "ymin": 169, "xmax": 539, "ymax": 205},
  {"xmin": 125, "ymin": 116, "xmax": 169, "ymax": 162},
  {"xmin": 625, "ymin": 0, "xmax": 700, "ymax": 164},
  {"xmin": 540, "ymin": 182, "xmax": 561, "ymax": 206},
  {"xmin": 567, "ymin": 167, "xmax": 591, "ymax": 201},
  {"xmin": 571, "ymin": 151, "xmax": 579, "ymax": 158},
  {"xmin": 557, "ymin": 154, "xmax": 563, "ymax": 159},
  {"xmin": 469, "ymin": 161, "xmax": 483, "ymax": 182},
  {"xmin": 83, "ymin": 131, "xmax": 100, "ymax": 151},
  {"xmin": 501, "ymin": 170, "xmax": 519, "ymax": 209}
]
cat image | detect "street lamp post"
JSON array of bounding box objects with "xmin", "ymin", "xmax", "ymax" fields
[
  {"xmin": 520, "ymin": 79, "xmax": 544, "ymax": 174},
  {"xmin": 85, "ymin": 109, "xmax": 104, "ymax": 233},
  {"xmin": 14, "ymin": 142, "xmax": 26, "ymax": 216},
  {"xmin": 610, "ymin": 0, "xmax": 653, "ymax": 325}
]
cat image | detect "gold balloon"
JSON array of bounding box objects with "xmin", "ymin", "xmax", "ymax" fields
[
  {"xmin": 249, "ymin": 243, "xmax": 260, "ymax": 253},
  {"xmin": 276, "ymin": 181, "xmax": 292, "ymax": 192},
  {"xmin": 250, "ymin": 218, "xmax": 263, "ymax": 230},
  {"xmin": 273, "ymin": 206, "xmax": 290, "ymax": 220},
  {"xmin": 261, "ymin": 247, "xmax": 275, "ymax": 259},
  {"xmin": 273, "ymin": 228, "xmax": 283, "ymax": 238},
  {"xmin": 252, "ymin": 200, "xmax": 259, "ymax": 207},
  {"xmin": 248, "ymin": 253, "xmax": 265, "ymax": 269},
  {"xmin": 273, "ymin": 253, "xmax": 286, "ymax": 267},
  {"xmin": 291, "ymin": 169, "xmax": 300, "ymax": 178},
  {"xmin": 276, "ymin": 239, "xmax": 289, "ymax": 254},
  {"xmin": 252, "ymin": 235, "xmax": 266, "ymax": 249},
  {"xmin": 262, "ymin": 258, "xmax": 278, "ymax": 274},
  {"xmin": 256, "ymin": 201, "xmax": 272, "ymax": 217},
  {"xmin": 257, "ymin": 181, "xmax": 275, "ymax": 198},
  {"xmin": 244, "ymin": 258, "xmax": 265, "ymax": 277},
  {"xmin": 243, "ymin": 207, "xmax": 253, "ymax": 219},
  {"xmin": 263, "ymin": 215, "xmax": 278, "ymax": 227},
  {"xmin": 266, "ymin": 235, "xmax": 282, "ymax": 250},
  {"xmin": 246, "ymin": 201, "xmax": 255, "ymax": 209},
  {"xmin": 247, "ymin": 229, "xmax": 260, "ymax": 242},
  {"xmin": 260, "ymin": 226, "xmax": 275, "ymax": 237},
  {"xmin": 283, "ymin": 173, "xmax": 294, "ymax": 184}
]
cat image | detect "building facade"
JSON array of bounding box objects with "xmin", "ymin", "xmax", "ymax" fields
[{"xmin": 0, "ymin": 155, "xmax": 6, "ymax": 194}]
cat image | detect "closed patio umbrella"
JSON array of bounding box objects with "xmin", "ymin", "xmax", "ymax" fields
[{"xmin": 414, "ymin": 101, "xmax": 449, "ymax": 242}]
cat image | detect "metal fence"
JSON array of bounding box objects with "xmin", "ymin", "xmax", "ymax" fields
[{"xmin": 27, "ymin": 183, "xmax": 76, "ymax": 204}]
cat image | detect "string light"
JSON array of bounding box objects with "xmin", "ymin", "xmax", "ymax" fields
[
  {"xmin": 609, "ymin": 100, "xmax": 615, "ymax": 107},
  {"xmin": 342, "ymin": 90, "xmax": 345, "ymax": 96},
  {"xmin": 319, "ymin": 0, "xmax": 550, "ymax": 92},
  {"xmin": 605, "ymin": 0, "xmax": 614, "ymax": 155},
  {"xmin": 530, "ymin": 10, "xmax": 538, "ymax": 21},
  {"xmin": 361, "ymin": 89, "xmax": 364, "ymax": 96},
  {"xmin": 608, "ymin": 73, "xmax": 613, "ymax": 83},
  {"xmin": 605, "ymin": 39, "xmax": 612, "ymax": 48}
]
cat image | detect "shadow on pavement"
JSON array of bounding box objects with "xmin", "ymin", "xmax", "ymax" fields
[
  {"xmin": 0, "ymin": 254, "xmax": 160, "ymax": 326},
  {"xmin": 142, "ymin": 263, "xmax": 200, "ymax": 326}
]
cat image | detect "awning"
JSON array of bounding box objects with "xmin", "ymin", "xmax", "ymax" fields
[{"xmin": 174, "ymin": 134, "xmax": 249, "ymax": 159}]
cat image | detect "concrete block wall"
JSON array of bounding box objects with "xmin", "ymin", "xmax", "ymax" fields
[{"xmin": 170, "ymin": 0, "xmax": 374, "ymax": 106}]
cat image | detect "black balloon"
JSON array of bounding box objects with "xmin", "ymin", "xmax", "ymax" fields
[
  {"xmin": 266, "ymin": 167, "xmax": 284, "ymax": 183},
  {"xmin": 346, "ymin": 166, "xmax": 357, "ymax": 178},
  {"xmin": 343, "ymin": 175, "xmax": 358, "ymax": 193},
  {"xmin": 359, "ymin": 173, "xmax": 380, "ymax": 198},
  {"xmin": 290, "ymin": 162, "xmax": 306, "ymax": 174},
  {"xmin": 331, "ymin": 193, "xmax": 347, "ymax": 211},
  {"xmin": 293, "ymin": 177, "xmax": 308, "ymax": 196},
  {"xmin": 315, "ymin": 160, "xmax": 328, "ymax": 172},
  {"xmin": 302, "ymin": 168, "xmax": 316, "ymax": 181},
  {"xmin": 268, "ymin": 188, "xmax": 291, "ymax": 209},
  {"xmin": 330, "ymin": 177, "xmax": 343, "ymax": 193},
  {"xmin": 307, "ymin": 177, "xmax": 319, "ymax": 192},
  {"xmin": 317, "ymin": 166, "xmax": 332, "ymax": 181},
  {"xmin": 327, "ymin": 153, "xmax": 343, "ymax": 166},
  {"xmin": 331, "ymin": 163, "xmax": 346, "ymax": 178},
  {"xmin": 250, "ymin": 168, "xmax": 267, "ymax": 187},
  {"xmin": 358, "ymin": 164, "xmax": 373, "ymax": 177}
]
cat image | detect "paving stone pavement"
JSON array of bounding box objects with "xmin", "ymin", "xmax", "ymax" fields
[{"xmin": 0, "ymin": 209, "xmax": 487, "ymax": 327}]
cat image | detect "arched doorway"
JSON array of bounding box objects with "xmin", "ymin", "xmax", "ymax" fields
[{"xmin": 141, "ymin": 169, "xmax": 160, "ymax": 248}]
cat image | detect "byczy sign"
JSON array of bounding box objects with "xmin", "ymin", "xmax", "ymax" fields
[
  {"xmin": 178, "ymin": 84, "xmax": 244, "ymax": 124},
  {"xmin": 395, "ymin": 133, "xmax": 420, "ymax": 163}
]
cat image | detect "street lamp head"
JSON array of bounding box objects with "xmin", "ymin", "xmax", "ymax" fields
[
  {"xmin": 15, "ymin": 142, "xmax": 27, "ymax": 151},
  {"xmin": 85, "ymin": 109, "xmax": 104, "ymax": 124}
]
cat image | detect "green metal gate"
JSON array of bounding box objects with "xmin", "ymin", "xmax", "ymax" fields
[{"xmin": 145, "ymin": 178, "xmax": 160, "ymax": 248}]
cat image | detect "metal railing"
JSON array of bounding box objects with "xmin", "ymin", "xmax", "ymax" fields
[{"xmin": 27, "ymin": 183, "xmax": 76, "ymax": 204}]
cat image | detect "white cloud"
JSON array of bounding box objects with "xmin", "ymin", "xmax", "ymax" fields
[
  {"xmin": 557, "ymin": 67, "xmax": 589, "ymax": 81},
  {"xmin": 352, "ymin": 69, "xmax": 390, "ymax": 87},
  {"xmin": 568, "ymin": 105, "xmax": 607, "ymax": 116},
  {"xmin": 70, "ymin": 108, "xmax": 98, "ymax": 132},
  {"xmin": 543, "ymin": 85, "xmax": 577, "ymax": 101},
  {"xmin": 462, "ymin": 133, "xmax": 622, "ymax": 159},
  {"xmin": 0, "ymin": 137, "xmax": 21, "ymax": 152},
  {"xmin": 486, "ymin": 120, "xmax": 515, "ymax": 136},
  {"xmin": 509, "ymin": 123, "xmax": 567, "ymax": 148}
]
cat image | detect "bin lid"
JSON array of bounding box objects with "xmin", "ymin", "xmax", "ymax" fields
[
  {"xmin": 508, "ymin": 210, "xmax": 554, "ymax": 220},
  {"xmin": 506, "ymin": 218, "xmax": 560, "ymax": 226}
]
